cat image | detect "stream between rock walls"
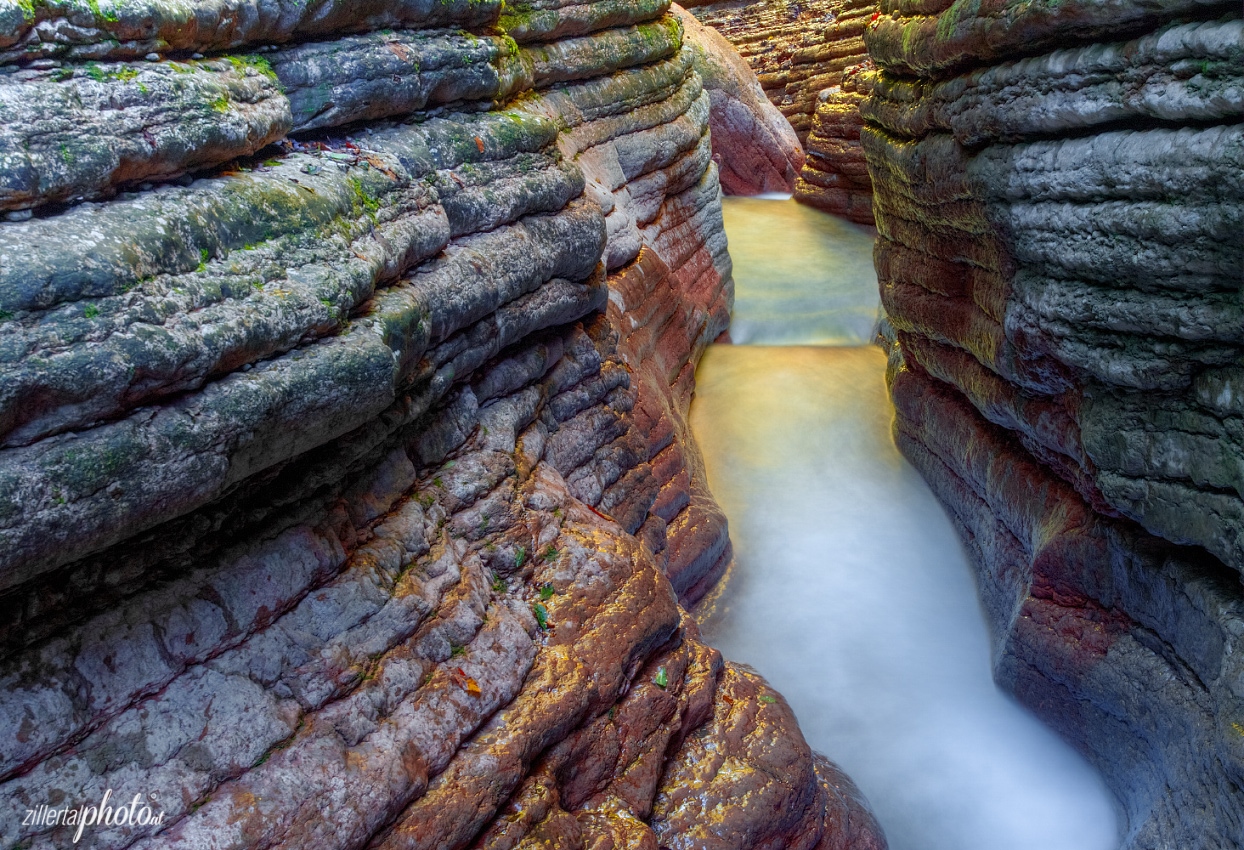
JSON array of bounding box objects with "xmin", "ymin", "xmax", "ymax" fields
[{"xmin": 689, "ymin": 196, "xmax": 1121, "ymax": 850}]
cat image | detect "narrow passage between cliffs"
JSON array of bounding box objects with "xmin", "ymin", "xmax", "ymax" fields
[{"xmin": 688, "ymin": 196, "xmax": 1120, "ymax": 850}]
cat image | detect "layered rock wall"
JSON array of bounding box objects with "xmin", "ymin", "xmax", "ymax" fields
[
  {"xmin": 675, "ymin": 5, "xmax": 805, "ymax": 194},
  {"xmin": 0, "ymin": 3, "xmax": 884, "ymax": 849},
  {"xmin": 793, "ymin": 49, "xmax": 876, "ymax": 223},
  {"xmin": 865, "ymin": 0, "xmax": 1244, "ymax": 845},
  {"xmin": 682, "ymin": 0, "xmax": 855, "ymax": 143},
  {"xmin": 682, "ymin": 0, "xmax": 877, "ymax": 216},
  {"xmin": 786, "ymin": 0, "xmax": 877, "ymax": 225}
]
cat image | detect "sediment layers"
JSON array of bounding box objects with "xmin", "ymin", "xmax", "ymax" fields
[
  {"xmin": 681, "ymin": 0, "xmax": 878, "ymax": 216},
  {"xmin": 683, "ymin": 0, "xmax": 864, "ymax": 143},
  {"xmin": 0, "ymin": 3, "xmax": 883, "ymax": 849},
  {"xmin": 675, "ymin": 4, "xmax": 805, "ymax": 194},
  {"xmin": 793, "ymin": 58, "xmax": 876, "ymax": 224},
  {"xmin": 866, "ymin": 0, "xmax": 1243, "ymax": 845}
]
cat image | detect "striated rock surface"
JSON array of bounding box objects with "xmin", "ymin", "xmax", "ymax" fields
[
  {"xmin": 865, "ymin": 0, "xmax": 1243, "ymax": 845},
  {"xmin": 683, "ymin": 0, "xmax": 876, "ymax": 146},
  {"xmin": 674, "ymin": 4, "xmax": 804, "ymax": 194},
  {"xmin": 0, "ymin": 2, "xmax": 884, "ymax": 849},
  {"xmin": 680, "ymin": 0, "xmax": 878, "ymax": 217},
  {"xmin": 794, "ymin": 61, "xmax": 876, "ymax": 224}
]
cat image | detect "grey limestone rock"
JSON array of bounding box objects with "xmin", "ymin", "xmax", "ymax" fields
[
  {"xmin": 865, "ymin": 0, "xmax": 1244, "ymax": 844},
  {"xmin": 0, "ymin": 56, "xmax": 289, "ymax": 211},
  {"xmin": 0, "ymin": 0, "xmax": 880, "ymax": 847},
  {"xmin": 0, "ymin": 0, "xmax": 503, "ymax": 65}
]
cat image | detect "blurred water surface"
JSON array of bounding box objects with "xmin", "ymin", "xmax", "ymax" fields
[
  {"xmin": 722, "ymin": 195, "xmax": 880, "ymax": 345},
  {"xmin": 688, "ymin": 197, "xmax": 1119, "ymax": 850}
]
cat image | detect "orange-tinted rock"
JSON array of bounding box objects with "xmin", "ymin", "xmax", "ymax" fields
[
  {"xmin": 0, "ymin": 1, "xmax": 884, "ymax": 847},
  {"xmin": 794, "ymin": 63, "xmax": 877, "ymax": 224},
  {"xmin": 653, "ymin": 664, "xmax": 888, "ymax": 850}
]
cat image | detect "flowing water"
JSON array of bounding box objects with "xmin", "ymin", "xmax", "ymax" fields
[{"xmin": 690, "ymin": 196, "xmax": 1119, "ymax": 850}]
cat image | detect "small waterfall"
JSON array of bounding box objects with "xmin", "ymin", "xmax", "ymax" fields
[{"xmin": 690, "ymin": 196, "xmax": 1120, "ymax": 850}]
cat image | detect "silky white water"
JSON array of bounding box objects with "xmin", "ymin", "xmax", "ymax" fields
[
  {"xmin": 689, "ymin": 197, "xmax": 1119, "ymax": 850},
  {"xmin": 721, "ymin": 196, "xmax": 881, "ymax": 345}
]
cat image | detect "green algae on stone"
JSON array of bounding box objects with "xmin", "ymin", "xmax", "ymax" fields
[
  {"xmin": 0, "ymin": 0, "xmax": 505, "ymax": 65},
  {"xmin": 0, "ymin": 57, "xmax": 290, "ymax": 212}
]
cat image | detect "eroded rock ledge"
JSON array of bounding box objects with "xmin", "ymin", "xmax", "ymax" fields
[
  {"xmin": 866, "ymin": 0, "xmax": 1243, "ymax": 845},
  {"xmin": 0, "ymin": 2, "xmax": 885, "ymax": 848}
]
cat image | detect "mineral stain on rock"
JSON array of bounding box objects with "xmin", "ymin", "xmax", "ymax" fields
[{"xmin": 862, "ymin": 0, "xmax": 1244, "ymax": 846}]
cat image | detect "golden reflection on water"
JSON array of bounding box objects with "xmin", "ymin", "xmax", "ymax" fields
[
  {"xmin": 687, "ymin": 343, "xmax": 1118, "ymax": 850},
  {"xmin": 691, "ymin": 345, "xmax": 900, "ymax": 481},
  {"xmin": 689, "ymin": 196, "xmax": 1116, "ymax": 850},
  {"xmin": 721, "ymin": 197, "xmax": 879, "ymax": 346}
]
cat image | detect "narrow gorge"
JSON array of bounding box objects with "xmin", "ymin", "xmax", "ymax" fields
[{"xmin": 0, "ymin": 0, "xmax": 1240, "ymax": 849}]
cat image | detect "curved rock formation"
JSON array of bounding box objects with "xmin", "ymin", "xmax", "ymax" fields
[
  {"xmin": 865, "ymin": 0, "xmax": 1243, "ymax": 845},
  {"xmin": 675, "ymin": 4, "xmax": 805, "ymax": 194},
  {"xmin": 0, "ymin": 3, "xmax": 885, "ymax": 849},
  {"xmin": 680, "ymin": 0, "xmax": 878, "ymax": 217}
]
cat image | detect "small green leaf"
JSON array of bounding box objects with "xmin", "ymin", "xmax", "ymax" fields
[
  {"xmin": 543, "ymin": 545, "xmax": 558, "ymax": 560},
  {"xmin": 532, "ymin": 602, "xmax": 549, "ymax": 630},
  {"xmin": 758, "ymin": 694, "xmax": 776, "ymax": 704},
  {"xmin": 654, "ymin": 666, "xmax": 668, "ymax": 689},
  {"xmin": 491, "ymin": 573, "xmax": 507, "ymax": 593},
  {"xmin": 450, "ymin": 644, "xmax": 465, "ymax": 658},
  {"xmin": 514, "ymin": 546, "xmax": 526, "ymax": 568},
  {"xmin": 538, "ymin": 583, "xmax": 554, "ymax": 601}
]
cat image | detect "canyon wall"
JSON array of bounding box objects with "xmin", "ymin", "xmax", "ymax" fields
[
  {"xmin": 793, "ymin": 41, "xmax": 875, "ymax": 224},
  {"xmin": 682, "ymin": 0, "xmax": 877, "ymax": 217},
  {"xmin": 0, "ymin": 4, "xmax": 884, "ymax": 849},
  {"xmin": 675, "ymin": 5, "xmax": 805, "ymax": 195},
  {"xmin": 864, "ymin": 0, "xmax": 1244, "ymax": 846}
]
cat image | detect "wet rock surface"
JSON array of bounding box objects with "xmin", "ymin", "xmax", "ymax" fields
[
  {"xmin": 0, "ymin": 1, "xmax": 880, "ymax": 848},
  {"xmin": 865, "ymin": 0, "xmax": 1243, "ymax": 845}
]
